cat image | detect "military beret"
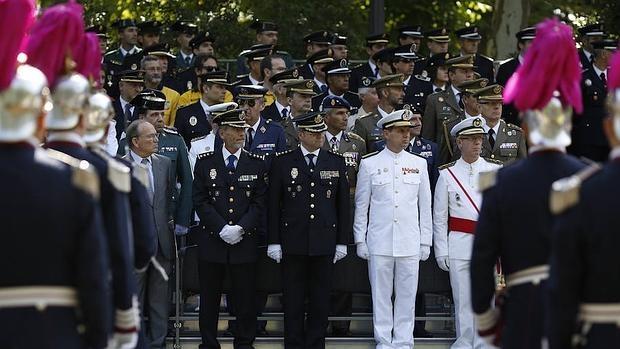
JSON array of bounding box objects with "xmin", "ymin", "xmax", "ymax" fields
[
  {"xmin": 455, "ymin": 26, "xmax": 482, "ymax": 40},
  {"xmin": 321, "ymin": 95, "xmax": 351, "ymax": 111},
  {"xmin": 294, "ymin": 110, "xmax": 328, "ymax": 132},
  {"xmin": 450, "ymin": 116, "xmax": 486, "ymax": 137}
]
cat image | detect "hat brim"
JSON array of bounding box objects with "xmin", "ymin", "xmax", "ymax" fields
[
  {"xmin": 220, "ymin": 121, "xmax": 250, "ymax": 128},
  {"xmin": 427, "ymin": 36, "xmax": 450, "ymax": 43},
  {"xmin": 298, "ymin": 124, "xmax": 328, "ymax": 132},
  {"xmin": 455, "ymin": 127, "xmax": 486, "ymax": 137},
  {"xmin": 120, "ymin": 78, "xmax": 144, "ymax": 83},
  {"xmin": 288, "ymin": 88, "xmax": 316, "ymax": 96},
  {"xmin": 459, "ymin": 34, "xmax": 482, "ymax": 40},
  {"xmin": 381, "ymin": 120, "xmax": 413, "ymax": 128},
  {"xmin": 478, "ymin": 96, "xmax": 503, "ymax": 102}
]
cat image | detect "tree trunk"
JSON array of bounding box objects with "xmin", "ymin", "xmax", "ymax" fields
[{"xmin": 489, "ymin": 0, "xmax": 531, "ymax": 60}]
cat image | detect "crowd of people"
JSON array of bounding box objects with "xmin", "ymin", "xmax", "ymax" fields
[{"xmin": 1, "ymin": 1, "xmax": 620, "ymax": 349}]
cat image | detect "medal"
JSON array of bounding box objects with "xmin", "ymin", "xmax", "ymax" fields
[
  {"xmin": 326, "ymin": 189, "xmax": 332, "ymax": 198},
  {"xmin": 291, "ymin": 167, "xmax": 298, "ymax": 179},
  {"xmin": 210, "ymin": 168, "xmax": 217, "ymax": 179},
  {"xmin": 297, "ymin": 185, "xmax": 302, "ymax": 192}
]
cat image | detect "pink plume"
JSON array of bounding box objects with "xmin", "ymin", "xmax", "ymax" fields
[
  {"xmin": 608, "ymin": 50, "xmax": 620, "ymax": 91},
  {"xmin": 0, "ymin": 0, "xmax": 36, "ymax": 91},
  {"xmin": 504, "ymin": 18, "xmax": 583, "ymax": 114},
  {"xmin": 75, "ymin": 32, "xmax": 102, "ymax": 88},
  {"xmin": 24, "ymin": 1, "xmax": 85, "ymax": 87}
]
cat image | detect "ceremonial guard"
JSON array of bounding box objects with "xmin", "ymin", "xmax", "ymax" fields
[
  {"xmin": 547, "ymin": 49, "xmax": 620, "ymax": 349},
  {"xmin": 433, "ymin": 117, "xmax": 502, "ymax": 349},
  {"xmin": 470, "ymin": 19, "xmax": 587, "ymax": 348},
  {"xmin": 354, "ymin": 108, "xmax": 432, "ymax": 349},
  {"xmin": 280, "ymin": 79, "xmax": 316, "ymax": 149},
  {"xmin": 267, "ymin": 111, "xmax": 350, "ymax": 349},
  {"xmin": 193, "ymin": 108, "xmax": 268, "ymax": 349},
  {"xmin": 0, "ymin": 3, "xmax": 109, "ymax": 347}
]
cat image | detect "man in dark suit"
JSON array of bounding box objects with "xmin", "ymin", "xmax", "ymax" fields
[
  {"xmin": 311, "ymin": 58, "xmax": 362, "ymax": 113},
  {"xmin": 569, "ymin": 39, "xmax": 616, "ymax": 162},
  {"xmin": 175, "ymin": 70, "xmax": 231, "ymax": 148},
  {"xmin": 124, "ymin": 120, "xmax": 175, "ymax": 349},
  {"xmin": 113, "ymin": 69, "xmax": 145, "ymax": 139},
  {"xmin": 495, "ymin": 27, "xmax": 536, "ymax": 126},
  {"xmin": 349, "ymin": 33, "xmax": 390, "ymax": 92},
  {"xmin": 193, "ymin": 108, "xmax": 268, "ymax": 349},
  {"xmin": 577, "ymin": 23, "xmax": 606, "ymax": 71},
  {"xmin": 267, "ymin": 111, "xmax": 351, "ymax": 349},
  {"xmin": 261, "ymin": 67, "xmax": 299, "ymax": 122},
  {"xmin": 299, "ymin": 31, "xmax": 333, "ymax": 79},
  {"xmin": 455, "ymin": 26, "xmax": 495, "ymax": 82}
]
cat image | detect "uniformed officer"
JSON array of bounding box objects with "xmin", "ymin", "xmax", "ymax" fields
[
  {"xmin": 470, "ymin": 19, "xmax": 587, "ymax": 348},
  {"xmin": 192, "ymin": 107, "xmax": 267, "ymax": 349},
  {"xmin": 416, "ymin": 27, "xmax": 451, "ymax": 76},
  {"xmin": 577, "ymin": 23, "xmax": 606, "ymax": 71},
  {"xmin": 119, "ymin": 89, "xmax": 193, "ymax": 234},
  {"xmin": 320, "ymin": 96, "xmax": 367, "ymax": 336},
  {"xmin": 349, "ymin": 76, "xmax": 378, "ymax": 131},
  {"xmin": 137, "ymin": 20, "xmax": 162, "ymax": 49},
  {"xmin": 189, "ymin": 31, "xmax": 216, "ymax": 57},
  {"xmin": 236, "ymin": 44, "xmax": 274, "ymax": 86},
  {"xmin": 311, "ymin": 58, "xmax": 362, "ymax": 113},
  {"xmin": 142, "ymin": 43, "xmax": 180, "ymax": 96},
  {"xmin": 496, "ymin": 27, "xmax": 536, "ymax": 126},
  {"xmin": 267, "ymin": 110, "xmax": 350, "ymax": 349},
  {"xmin": 433, "ymin": 117, "xmax": 502, "ymax": 349},
  {"xmin": 235, "ymin": 19, "xmax": 295, "ymax": 77},
  {"xmin": 353, "ymin": 74, "xmax": 405, "ymax": 153},
  {"xmin": 474, "ymin": 84, "xmax": 526, "ymax": 164},
  {"xmin": 234, "ymin": 85, "xmax": 286, "ymax": 156},
  {"xmin": 280, "ymin": 79, "xmax": 317, "ymax": 149},
  {"xmin": 86, "ymin": 24, "xmax": 108, "ymax": 54},
  {"xmin": 455, "ymin": 26, "xmax": 495, "ymax": 82},
  {"xmin": 390, "ymin": 44, "xmax": 433, "ymax": 112},
  {"xmin": 103, "ymin": 19, "xmax": 142, "ymax": 99},
  {"xmin": 569, "ymin": 39, "xmax": 616, "ymax": 162},
  {"xmin": 422, "ymin": 54, "xmax": 475, "ymax": 164},
  {"xmin": 354, "ymin": 108, "xmax": 432, "ymax": 349},
  {"xmin": 1, "ymin": 8, "xmax": 109, "ymax": 347},
  {"xmin": 141, "ymin": 54, "xmax": 180, "ymax": 127},
  {"xmin": 174, "ymin": 54, "xmax": 235, "ymax": 107},
  {"xmin": 171, "ymin": 21, "xmax": 198, "ymax": 70},
  {"xmin": 189, "ymin": 102, "xmax": 238, "ymax": 171},
  {"xmin": 397, "ymin": 24, "xmax": 424, "ymax": 50},
  {"xmin": 371, "ymin": 47, "xmax": 396, "ymax": 79},
  {"xmin": 175, "ymin": 70, "xmax": 232, "ymax": 148},
  {"xmin": 330, "ymin": 33, "xmax": 349, "ymax": 60},
  {"xmin": 547, "ymin": 53, "xmax": 620, "ymax": 349},
  {"xmin": 306, "ymin": 48, "xmax": 334, "ymax": 95},
  {"xmin": 259, "ymin": 53, "xmax": 287, "ymax": 106},
  {"xmin": 261, "ymin": 67, "xmax": 300, "ymax": 122},
  {"xmin": 112, "ymin": 69, "xmax": 145, "ymax": 139},
  {"xmin": 299, "ymin": 30, "xmax": 333, "ymax": 79},
  {"xmin": 349, "ymin": 33, "xmax": 390, "ymax": 92}
]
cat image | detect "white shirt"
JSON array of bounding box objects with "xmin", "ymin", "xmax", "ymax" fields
[
  {"xmin": 583, "ymin": 49, "xmax": 593, "ymax": 63},
  {"xmin": 377, "ymin": 105, "xmax": 390, "ymax": 119},
  {"xmin": 314, "ymin": 78, "xmax": 327, "ymax": 91},
  {"xmin": 130, "ymin": 150, "xmax": 154, "ymax": 193},
  {"xmin": 104, "ymin": 120, "xmax": 119, "ymax": 156},
  {"xmin": 180, "ymin": 51, "xmax": 194, "ymax": 62},
  {"xmin": 325, "ymin": 130, "xmax": 343, "ymax": 149},
  {"xmin": 465, "ymin": 111, "xmax": 481, "ymax": 119},
  {"xmin": 300, "ymin": 144, "xmax": 320, "ymax": 166},
  {"xmin": 222, "ymin": 145, "xmax": 242, "ymax": 169},
  {"xmin": 483, "ymin": 122, "xmax": 500, "ymax": 145},
  {"xmin": 119, "ymin": 96, "xmax": 134, "ymax": 116},
  {"xmin": 120, "ymin": 46, "xmax": 137, "ymax": 57},
  {"xmin": 189, "ymin": 130, "xmax": 217, "ymax": 172},
  {"xmin": 433, "ymin": 157, "xmax": 502, "ymax": 259},
  {"xmin": 354, "ymin": 147, "xmax": 433, "ymax": 257},
  {"xmin": 610, "ymin": 146, "xmax": 620, "ymax": 160},
  {"xmin": 403, "ymin": 75, "xmax": 411, "ymax": 85},
  {"xmin": 200, "ymin": 99, "xmax": 212, "ymax": 118},
  {"xmin": 249, "ymin": 74, "xmax": 261, "ymax": 86},
  {"xmin": 593, "ymin": 65, "xmax": 607, "ymax": 82}
]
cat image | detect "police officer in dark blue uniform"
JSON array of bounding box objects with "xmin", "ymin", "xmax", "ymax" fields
[
  {"xmin": 577, "ymin": 23, "xmax": 606, "ymax": 71},
  {"xmin": 103, "ymin": 19, "xmax": 142, "ymax": 99},
  {"xmin": 261, "ymin": 67, "xmax": 300, "ymax": 123},
  {"xmin": 454, "ymin": 26, "xmax": 495, "ymax": 82},
  {"xmin": 267, "ymin": 110, "xmax": 351, "ymax": 349},
  {"xmin": 390, "ymin": 44, "xmax": 433, "ymax": 113},
  {"xmin": 192, "ymin": 108, "xmax": 268, "ymax": 349},
  {"xmin": 311, "ymin": 58, "xmax": 362, "ymax": 113}
]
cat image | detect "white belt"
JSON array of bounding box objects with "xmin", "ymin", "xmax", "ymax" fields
[
  {"xmin": 0, "ymin": 286, "xmax": 78, "ymax": 310},
  {"xmin": 505, "ymin": 265, "xmax": 549, "ymax": 288},
  {"xmin": 579, "ymin": 303, "xmax": 620, "ymax": 326}
]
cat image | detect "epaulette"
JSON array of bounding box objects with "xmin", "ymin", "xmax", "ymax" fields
[
  {"xmin": 506, "ymin": 123, "xmax": 523, "ymax": 132},
  {"xmin": 483, "ymin": 157, "xmax": 504, "ymax": 165},
  {"xmin": 132, "ymin": 163, "xmax": 150, "ymax": 190},
  {"xmin": 362, "ymin": 151, "xmax": 379, "ymax": 159},
  {"xmin": 175, "ymin": 67, "xmax": 191, "ymax": 75},
  {"xmin": 415, "ymin": 74, "xmax": 431, "ymax": 82},
  {"xmin": 347, "ymin": 132, "xmax": 364, "ymax": 142},
  {"xmin": 329, "ymin": 149, "xmax": 344, "ymax": 157},
  {"xmin": 478, "ymin": 53, "xmax": 494, "ymax": 62},
  {"xmin": 196, "ymin": 151, "xmax": 215, "ymax": 160},
  {"xmin": 163, "ymin": 126, "xmax": 178, "ymax": 134},
  {"xmin": 91, "ymin": 147, "xmax": 131, "ymax": 193},
  {"xmin": 236, "ymin": 74, "xmax": 249, "ymax": 79},
  {"xmin": 275, "ymin": 149, "xmax": 294, "ymax": 157},
  {"xmin": 242, "ymin": 149, "xmax": 266, "ymax": 161},
  {"xmin": 550, "ymin": 163, "xmax": 602, "ymax": 214},
  {"xmin": 276, "ymin": 50, "xmax": 290, "ymax": 55},
  {"xmin": 350, "ymin": 63, "xmax": 364, "ymax": 70},
  {"xmin": 45, "ymin": 148, "xmax": 100, "ymax": 199},
  {"xmin": 104, "ymin": 49, "xmax": 119, "ymax": 56},
  {"xmin": 478, "ymin": 169, "xmax": 499, "ymax": 191},
  {"xmin": 438, "ymin": 161, "xmax": 457, "ymax": 170},
  {"xmin": 408, "ymin": 151, "xmax": 426, "ymax": 160},
  {"xmin": 357, "ymin": 112, "xmax": 374, "ymax": 120},
  {"xmin": 190, "ymin": 135, "xmax": 207, "ymax": 143}
]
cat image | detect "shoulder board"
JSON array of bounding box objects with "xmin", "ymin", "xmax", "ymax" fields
[
  {"xmin": 478, "ymin": 169, "xmax": 499, "ymax": 191},
  {"xmin": 345, "ymin": 90, "xmax": 360, "ymax": 97},
  {"xmin": 242, "ymin": 149, "xmax": 266, "ymax": 160},
  {"xmin": 506, "ymin": 123, "xmax": 523, "ymax": 131},
  {"xmin": 196, "ymin": 151, "xmax": 215, "ymax": 160},
  {"xmin": 362, "ymin": 151, "xmax": 379, "ymax": 159},
  {"xmin": 328, "ymin": 149, "xmax": 344, "ymax": 157},
  {"xmin": 132, "ymin": 163, "xmax": 150, "ymax": 189},
  {"xmin": 549, "ymin": 163, "xmax": 602, "ymax": 214},
  {"xmin": 236, "ymin": 74, "xmax": 249, "ymax": 79},
  {"xmin": 176, "ymin": 67, "xmax": 191, "ymax": 75},
  {"xmin": 415, "ymin": 74, "xmax": 431, "ymax": 82},
  {"xmin": 347, "ymin": 132, "xmax": 364, "ymax": 142},
  {"xmin": 350, "ymin": 63, "xmax": 364, "ymax": 70},
  {"xmin": 482, "ymin": 157, "xmax": 504, "ymax": 165},
  {"xmin": 275, "ymin": 149, "xmax": 294, "ymax": 157},
  {"xmin": 357, "ymin": 112, "xmax": 374, "ymax": 120},
  {"xmin": 163, "ymin": 126, "xmax": 178, "ymax": 134},
  {"xmin": 276, "ymin": 50, "xmax": 290, "ymax": 55},
  {"xmin": 104, "ymin": 49, "xmax": 119, "ymax": 56},
  {"xmin": 408, "ymin": 151, "xmax": 426, "ymax": 160},
  {"xmin": 190, "ymin": 135, "xmax": 207, "ymax": 143},
  {"xmin": 91, "ymin": 147, "xmax": 131, "ymax": 193},
  {"xmin": 478, "ymin": 53, "xmax": 494, "ymax": 61},
  {"xmin": 45, "ymin": 148, "xmax": 100, "ymax": 199},
  {"xmin": 438, "ymin": 161, "xmax": 457, "ymax": 170}
]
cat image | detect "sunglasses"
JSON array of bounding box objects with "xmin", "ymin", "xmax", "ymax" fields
[{"xmin": 202, "ymin": 66, "xmax": 218, "ymax": 72}]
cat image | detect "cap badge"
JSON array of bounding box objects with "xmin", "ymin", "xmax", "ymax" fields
[
  {"xmin": 362, "ymin": 77, "xmax": 371, "ymax": 86},
  {"xmin": 331, "ymin": 99, "xmax": 336, "ymax": 106},
  {"xmin": 480, "ymin": 80, "xmax": 488, "ymax": 87},
  {"xmin": 292, "ymin": 69, "xmax": 299, "ymax": 78},
  {"xmin": 410, "ymin": 44, "xmax": 416, "ymax": 53},
  {"xmin": 239, "ymin": 111, "xmax": 246, "ymax": 120},
  {"xmin": 402, "ymin": 110, "xmax": 413, "ymax": 120},
  {"xmin": 441, "ymin": 28, "xmax": 446, "ymax": 35},
  {"xmin": 473, "ymin": 118, "xmax": 482, "ymax": 127},
  {"xmin": 130, "ymin": 64, "xmax": 137, "ymax": 70},
  {"xmin": 306, "ymin": 81, "xmax": 314, "ymax": 89},
  {"xmin": 314, "ymin": 115, "xmax": 323, "ymax": 123},
  {"xmin": 493, "ymin": 86, "xmax": 502, "ymax": 94},
  {"xmin": 340, "ymin": 59, "xmax": 347, "ymax": 68}
]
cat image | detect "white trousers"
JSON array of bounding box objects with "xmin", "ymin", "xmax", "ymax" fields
[
  {"xmin": 369, "ymin": 255, "xmax": 420, "ymax": 349},
  {"xmin": 449, "ymin": 258, "xmax": 489, "ymax": 349}
]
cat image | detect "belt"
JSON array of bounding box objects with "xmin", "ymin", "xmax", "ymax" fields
[
  {"xmin": 0, "ymin": 286, "xmax": 78, "ymax": 310},
  {"xmin": 505, "ymin": 265, "xmax": 549, "ymax": 288},
  {"xmin": 448, "ymin": 217, "xmax": 477, "ymax": 234},
  {"xmin": 579, "ymin": 303, "xmax": 620, "ymax": 325}
]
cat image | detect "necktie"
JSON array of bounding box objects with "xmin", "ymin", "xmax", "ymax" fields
[
  {"xmin": 457, "ymin": 92, "xmax": 464, "ymax": 110},
  {"xmin": 124, "ymin": 103, "xmax": 132, "ymax": 126},
  {"xmin": 320, "ymin": 84, "xmax": 328, "ymax": 93},
  {"xmin": 184, "ymin": 56, "xmax": 191, "ymax": 66},
  {"xmin": 281, "ymin": 108, "xmax": 288, "ymax": 119},
  {"xmin": 600, "ymin": 72, "xmax": 607, "ymax": 87},
  {"xmin": 374, "ymin": 67, "xmax": 379, "ymax": 77},
  {"xmin": 330, "ymin": 136, "xmax": 339, "ymax": 151},
  {"xmin": 226, "ymin": 154, "xmax": 236, "ymax": 172},
  {"xmin": 488, "ymin": 129, "xmax": 496, "ymax": 148},
  {"xmin": 306, "ymin": 153, "xmax": 316, "ymax": 170},
  {"xmin": 435, "ymin": 88, "xmax": 443, "ymax": 92},
  {"xmin": 140, "ymin": 158, "xmax": 154, "ymax": 198},
  {"xmin": 245, "ymin": 129, "xmax": 254, "ymax": 151}
]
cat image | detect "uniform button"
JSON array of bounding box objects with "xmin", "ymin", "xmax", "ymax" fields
[
  {"xmin": 395, "ymin": 205, "xmax": 398, "ymax": 208},
  {"xmin": 284, "ymin": 222, "xmax": 288, "ymax": 227},
  {"xmin": 229, "ymin": 221, "xmax": 233, "ymax": 225},
  {"xmin": 229, "ymin": 208, "xmax": 234, "ymax": 213},
  {"xmin": 394, "ymin": 219, "xmax": 398, "ymax": 222},
  {"xmin": 491, "ymin": 154, "xmax": 495, "ymax": 158},
  {"xmin": 311, "ymin": 182, "xmax": 315, "ymax": 187},
  {"xmin": 395, "ymin": 176, "xmax": 399, "ymax": 179},
  {"xmin": 332, "ymin": 224, "xmax": 336, "ymax": 227},
  {"xmin": 395, "ymin": 190, "xmax": 399, "ymax": 194},
  {"xmin": 311, "ymin": 193, "xmax": 315, "ymax": 198},
  {"xmin": 310, "ymin": 214, "xmax": 315, "ymax": 219},
  {"xmin": 229, "ymin": 198, "xmax": 234, "ymax": 202},
  {"xmin": 230, "ymin": 186, "xmax": 235, "ymax": 190},
  {"xmin": 310, "ymin": 204, "xmax": 315, "ymax": 208}
]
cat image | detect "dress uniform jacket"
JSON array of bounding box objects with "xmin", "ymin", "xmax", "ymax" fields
[
  {"xmin": 171, "ymin": 67, "xmax": 196, "ymax": 94},
  {"xmin": 352, "ymin": 112, "xmax": 384, "ymax": 153},
  {"xmin": 175, "ymin": 53, "xmax": 194, "ymax": 71},
  {"xmin": 471, "ymin": 150, "xmax": 585, "ymax": 349},
  {"xmin": 298, "ymin": 63, "xmax": 315, "ymax": 80},
  {"xmin": 404, "ymin": 75, "xmax": 434, "ymax": 113},
  {"xmin": 261, "ymin": 101, "xmax": 286, "ymax": 123},
  {"xmin": 495, "ymin": 58, "xmax": 520, "ymax": 126},
  {"xmin": 578, "ymin": 48, "xmax": 594, "ymax": 71},
  {"xmin": 113, "ymin": 98, "xmax": 140, "ymax": 141},
  {"xmin": 473, "ymin": 54, "xmax": 495, "ymax": 83},
  {"xmin": 192, "ymin": 148, "xmax": 267, "ymax": 263},
  {"xmin": 422, "ymin": 87, "xmax": 464, "ymax": 164},
  {"xmin": 321, "ymin": 132, "xmax": 367, "ymax": 190},
  {"xmin": 349, "ymin": 62, "xmax": 376, "ymax": 92},
  {"xmin": 0, "ymin": 143, "xmax": 109, "ymax": 349},
  {"xmin": 246, "ymin": 117, "xmax": 287, "ymax": 156},
  {"xmin": 548, "ymin": 156, "xmax": 620, "ymax": 349},
  {"xmin": 311, "ymin": 91, "xmax": 362, "ymax": 114},
  {"xmin": 46, "ymin": 139, "xmax": 136, "ymax": 311},
  {"xmin": 376, "ymin": 136, "xmax": 440, "ymax": 191},
  {"xmin": 103, "ymin": 48, "xmax": 143, "ymax": 99},
  {"xmin": 268, "ymin": 148, "xmax": 350, "ymax": 255},
  {"xmin": 481, "ymin": 120, "xmax": 527, "ymax": 165},
  {"xmin": 353, "ymin": 148, "xmax": 433, "ymax": 257},
  {"xmin": 281, "ymin": 116, "xmax": 299, "ymax": 150},
  {"xmin": 175, "ymin": 100, "xmax": 212, "ymax": 149},
  {"xmin": 569, "ymin": 67, "xmax": 610, "ymax": 162}
]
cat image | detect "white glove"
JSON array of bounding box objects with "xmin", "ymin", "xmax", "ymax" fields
[
  {"xmin": 356, "ymin": 242, "xmax": 369, "ymax": 260},
  {"xmin": 267, "ymin": 244, "xmax": 282, "ymax": 263},
  {"xmin": 420, "ymin": 245, "xmax": 431, "ymax": 261},
  {"xmin": 333, "ymin": 244, "xmax": 347, "ymax": 264},
  {"xmin": 111, "ymin": 332, "xmax": 138, "ymax": 349},
  {"xmin": 111, "ymin": 298, "xmax": 140, "ymax": 349},
  {"xmin": 436, "ymin": 256, "xmax": 450, "ymax": 272},
  {"xmin": 219, "ymin": 225, "xmax": 243, "ymax": 245}
]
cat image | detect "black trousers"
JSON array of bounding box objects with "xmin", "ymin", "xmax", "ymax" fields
[
  {"xmin": 198, "ymin": 260, "xmax": 257, "ymax": 349},
  {"xmin": 283, "ymin": 254, "xmax": 333, "ymax": 349},
  {"xmin": 502, "ymin": 283, "xmax": 546, "ymax": 349}
]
